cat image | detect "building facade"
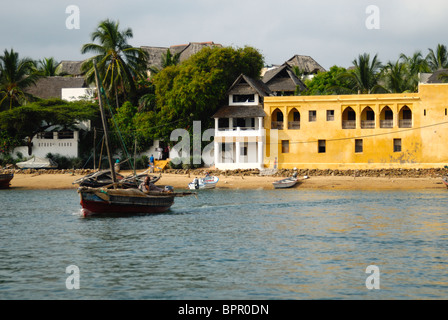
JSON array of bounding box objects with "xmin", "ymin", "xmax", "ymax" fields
[{"xmin": 263, "ymin": 84, "xmax": 448, "ymax": 169}]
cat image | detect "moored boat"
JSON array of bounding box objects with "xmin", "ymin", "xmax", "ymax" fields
[
  {"xmin": 77, "ymin": 61, "xmax": 196, "ymax": 216},
  {"xmin": 272, "ymin": 176, "xmax": 298, "ymax": 189},
  {"xmin": 0, "ymin": 173, "xmax": 14, "ymax": 189},
  {"xmin": 73, "ymin": 169, "xmax": 160, "ymax": 189},
  {"xmin": 78, "ymin": 186, "xmax": 193, "ymax": 217},
  {"xmin": 188, "ymin": 175, "xmax": 219, "ymax": 189},
  {"xmin": 272, "ymin": 171, "xmax": 300, "ymax": 189}
]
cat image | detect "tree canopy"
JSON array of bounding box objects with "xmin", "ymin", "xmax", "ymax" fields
[
  {"xmin": 0, "ymin": 98, "xmax": 98, "ymax": 155},
  {"xmin": 148, "ymin": 45, "xmax": 264, "ymax": 140}
]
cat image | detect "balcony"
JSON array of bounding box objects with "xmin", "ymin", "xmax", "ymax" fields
[
  {"xmin": 271, "ymin": 121, "xmax": 284, "ymax": 130},
  {"xmin": 399, "ymin": 119, "xmax": 412, "ymax": 128},
  {"xmin": 361, "ymin": 120, "xmax": 375, "ymax": 129},
  {"xmin": 342, "ymin": 120, "xmax": 356, "ymax": 129},
  {"xmin": 380, "ymin": 120, "xmax": 393, "ymax": 128},
  {"xmin": 288, "ymin": 121, "xmax": 300, "ymax": 130}
]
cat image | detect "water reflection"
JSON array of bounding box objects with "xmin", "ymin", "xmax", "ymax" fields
[{"xmin": 1, "ymin": 189, "xmax": 448, "ymax": 299}]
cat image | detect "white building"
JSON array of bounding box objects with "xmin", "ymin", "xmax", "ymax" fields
[
  {"xmin": 15, "ymin": 76, "xmax": 94, "ymax": 158},
  {"xmin": 212, "ymin": 75, "xmax": 270, "ymax": 170}
]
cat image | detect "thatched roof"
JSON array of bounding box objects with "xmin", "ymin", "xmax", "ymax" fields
[
  {"xmin": 262, "ymin": 64, "xmax": 307, "ymax": 93},
  {"xmin": 212, "ymin": 105, "xmax": 267, "ymax": 118},
  {"xmin": 426, "ymin": 69, "xmax": 448, "ymax": 83},
  {"xmin": 286, "ymin": 55, "xmax": 326, "ymax": 74},
  {"xmin": 56, "ymin": 61, "xmax": 84, "ymax": 76},
  {"xmin": 25, "ymin": 77, "xmax": 86, "ymax": 99},
  {"xmin": 228, "ymin": 74, "xmax": 272, "ymax": 97},
  {"xmin": 140, "ymin": 46, "xmax": 171, "ymax": 71},
  {"xmin": 141, "ymin": 42, "xmax": 222, "ymax": 70}
]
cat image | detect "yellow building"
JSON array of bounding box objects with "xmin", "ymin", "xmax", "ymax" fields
[{"xmin": 263, "ymin": 84, "xmax": 448, "ymax": 169}]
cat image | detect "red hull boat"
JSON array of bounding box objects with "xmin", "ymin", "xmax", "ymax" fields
[
  {"xmin": 78, "ymin": 187, "xmax": 176, "ymax": 217},
  {"xmin": 0, "ymin": 173, "xmax": 14, "ymax": 189}
]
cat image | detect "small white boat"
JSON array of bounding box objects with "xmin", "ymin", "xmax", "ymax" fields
[
  {"xmin": 272, "ymin": 173, "xmax": 299, "ymax": 189},
  {"xmin": 188, "ymin": 176, "xmax": 219, "ymax": 189}
]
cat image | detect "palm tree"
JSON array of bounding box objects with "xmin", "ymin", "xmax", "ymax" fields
[
  {"xmin": 0, "ymin": 49, "xmax": 39, "ymax": 110},
  {"xmin": 382, "ymin": 61, "xmax": 412, "ymax": 93},
  {"xmin": 81, "ymin": 19, "xmax": 148, "ymax": 106},
  {"xmin": 398, "ymin": 51, "xmax": 430, "ymax": 91},
  {"xmin": 338, "ymin": 53, "xmax": 385, "ymax": 94},
  {"xmin": 37, "ymin": 57, "xmax": 60, "ymax": 76},
  {"xmin": 426, "ymin": 44, "xmax": 448, "ymax": 71}
]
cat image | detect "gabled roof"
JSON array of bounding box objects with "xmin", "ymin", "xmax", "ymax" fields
[
  {"xmin": 262, "ymin": 64, "xmax": 307, "ymax": 92},
  {"xmin": 227, "ymin": 74, "xmax": 272, "ymax": 97},
  {"xmin": 25, "ymin": 77, "xmax": 86, "ymax": 99},
  {"xmin": 286, "ymin": 55, "xmax": 326, "ymax": 74},
  {"xmin": 56, "ymin": 61, "xmax": 84, "ymax": 76},
  {"xmin": 141, "ymin": 42, "xmax": 222, "ymax": 70},
  {"xmin": 426, "ymin": 69, "xmax": 448, "ymax": 83}
]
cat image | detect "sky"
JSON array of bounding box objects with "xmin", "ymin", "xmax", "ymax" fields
[{"xmin": 1, "ymin": 0, "xmax": 447, "ymax": 70}]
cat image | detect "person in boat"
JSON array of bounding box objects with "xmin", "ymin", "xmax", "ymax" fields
[
  {"xmin": 193, "ymin": 177, "xmax": 199, "ymax": 189},
  {"xmin": 139, "ymin": 176, "xmax": 165, "ymax": 192}
]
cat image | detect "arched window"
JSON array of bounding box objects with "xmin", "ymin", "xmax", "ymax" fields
[
  {"xmin": 399, "ymin": 106, "xmax": 412, "ymax": 128},
  {"xmin": 342, "ymin": 107, "xmax": 356, "ymax": 129},
  {"xmin": 271, "ymin": 108, "xmax": 284, "ymax": 130},
  {"xmin": 361, "ymin": 106, "xmax": 375, "ymax": 129},
  {"xmin": 288, "ymin": 108, "xmax": 300, "ymax": 129},
  {"xmin": 380, "ymin": 106, "xmax": 393, "ymax": 128}
]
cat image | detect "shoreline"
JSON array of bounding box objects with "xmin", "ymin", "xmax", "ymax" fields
[{"xmin": 4, "ymin": 170, "xmax": 447, "ymax": 191}]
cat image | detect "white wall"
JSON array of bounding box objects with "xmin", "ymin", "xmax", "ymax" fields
[
  {"xmin": 62, "ymin": 88, "xmax": 94, "ymax": 102},
  {"xmin": 13, "ymin": 131, "xmax": 79, "ymax": 158}
]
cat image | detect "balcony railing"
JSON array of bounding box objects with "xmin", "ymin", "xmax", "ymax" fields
[
  {"xmin": 399, "ymin": 119, "xmax": 412, "ymax": 128},
  {"xmin": 342, "ymin": 120, "xmax": 356, "ymax": 129},
  {"xmin": 380, "ymin": 120, "xmax": 393, "ymax": 128},
  {"xmin": 288, "ymin": 121, "xmax": 300, "ymax": 130},
  {"xmin": 361, "ymin": 120, "xmax": 375, "ymax": 129},
  {"xmin": 271, "ymin": 121, "xmax": 284, "ymax": 130}
]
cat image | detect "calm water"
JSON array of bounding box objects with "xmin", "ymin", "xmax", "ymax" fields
[{"xmin": 0, "ymin": 187, "xmax": 448, "ymax": 300}]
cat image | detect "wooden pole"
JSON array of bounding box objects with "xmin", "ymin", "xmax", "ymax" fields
[{"xmin": 93, "ymin": 61, "xmax": 117, "ymax": 186}]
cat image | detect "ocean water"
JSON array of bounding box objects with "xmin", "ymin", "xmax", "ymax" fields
[{"xmin": 0, "ymin": 187, "xmax": 448, "ymax": 300}]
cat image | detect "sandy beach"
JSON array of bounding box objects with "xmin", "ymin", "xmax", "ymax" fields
[{"xmin": 5, "ymin": 170, "xmax": 446, "ymax": 191}]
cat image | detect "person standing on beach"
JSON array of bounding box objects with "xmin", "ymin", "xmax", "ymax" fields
[{"xmin": 149, "ymin": 154, "xmax": 155, "ymax": 173}]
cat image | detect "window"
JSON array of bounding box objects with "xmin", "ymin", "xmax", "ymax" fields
[
  {"xmin": 233, "ymin": 94, "xmax": 255, "ymax": 103},
  {"xmin": 37, "ymin": 132, "xmax": 54, "ymax": 139},
  {"xmin": 318, "ymin": 140, "xmax": 326, "ymax": 153},
  {"xmin": 241, "ymin": 144, "xmax": 248, "ymax": 156},
  {"xmin": 309, "ymin": 110, "xmax": 317, "ymax": 122},
  {"xmin": 293, "ymin": 111, "xmax": 300, "ymax": 122},
  {"xmin": 424, "ymin": 109, "xmax": 426, "ymax": 116},
  {"xmin": 282, "ymin": 140, "xmax": 289, "ymax": 153},
  {"xmin": 355, "ymin": 139, "xmax": 363, "ymax": 153},
  {"xmin": 327, "ymin": 110, "xmax": 334, "ymax": 121},
  {"xmin": 394, "ymin": 139, "xmax": 402, "ymax": 152}
]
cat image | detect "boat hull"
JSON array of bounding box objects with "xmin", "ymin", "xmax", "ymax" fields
[
  {"xmin": 188, "ymin": 176, "xmax": 219, "ymax": 189},
  {"xmin": 0, "ymin": 173, "xmax": 14, "ymax": 189},
  {"xmin": 78, "ymin": 187, "xmax": 174, "ymax": 216},
  {"xmin": 272, "ymin": 177, "xmax": 298, "ymax": 189}
]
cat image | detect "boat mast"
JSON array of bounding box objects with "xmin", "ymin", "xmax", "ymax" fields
[{"xmin": 93, "ymin": 60, "xmax": 117, "ymax": 187}]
